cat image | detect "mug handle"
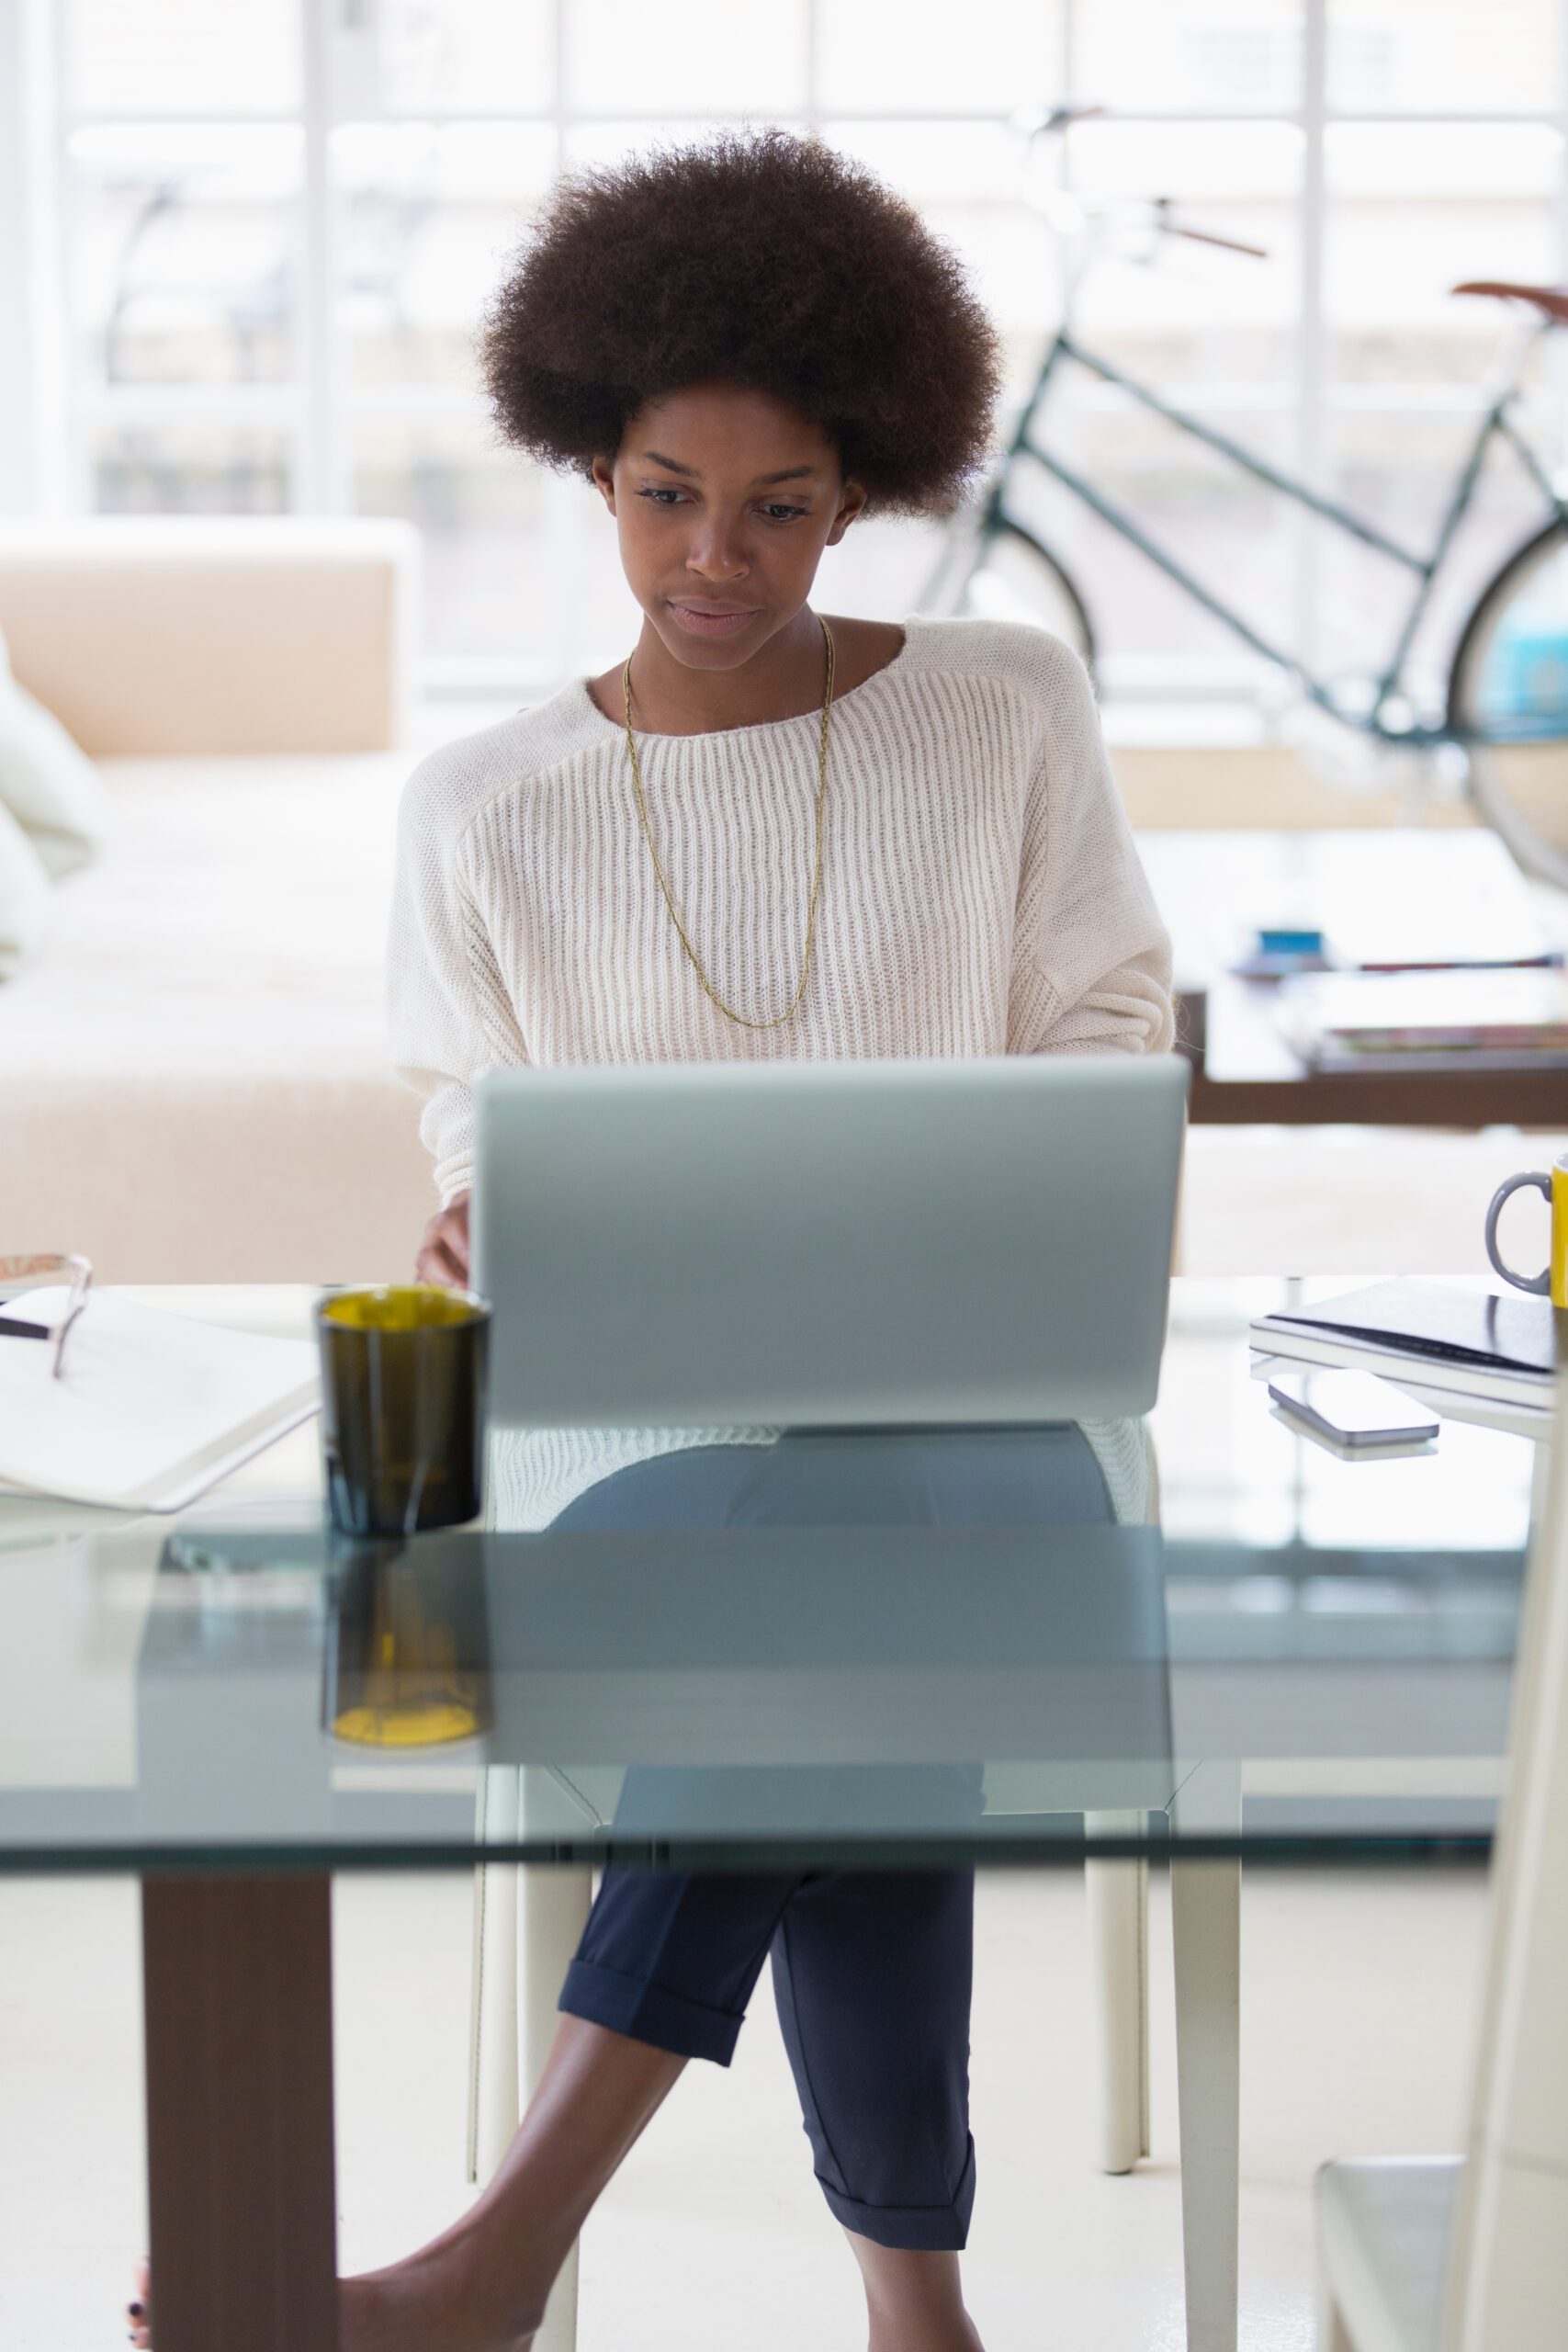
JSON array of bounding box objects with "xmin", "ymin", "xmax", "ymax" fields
[{"xmin": 1484, "ymin": 1171, "xmax": 1553, "ymax": 1296}]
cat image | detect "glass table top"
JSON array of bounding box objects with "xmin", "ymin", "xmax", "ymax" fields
[{"xmin": 0, "ymin": 1279, "xmax": 1543, "ymax": 1872}]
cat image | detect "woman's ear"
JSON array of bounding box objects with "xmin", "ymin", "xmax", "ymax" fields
[
  {"xmin": 591, "ymin": 456, "xmax": 617, "ymax": 514},
  {"xmin": 824, "ymin": 477, "xmax": 869, "ymax": 548}
]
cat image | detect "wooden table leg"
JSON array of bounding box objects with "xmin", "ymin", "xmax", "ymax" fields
[{"xmin": 141, "ymin": 1874, "xmax": 338, "ymax": 2351}]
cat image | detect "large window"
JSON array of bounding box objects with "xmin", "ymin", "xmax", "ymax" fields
[{"xmin": 11, "ymin": 0, "xmax": 1568, "ymax": 701}]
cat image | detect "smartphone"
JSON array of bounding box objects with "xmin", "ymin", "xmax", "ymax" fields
[{"xmin": 1266, "ymin": 1369, "xmax": 1439, "ymax": 1449}]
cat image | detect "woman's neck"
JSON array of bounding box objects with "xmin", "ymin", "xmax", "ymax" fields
[{"xmin": 587, "ymin": 611, "xmax": 904, "ymax": 736}]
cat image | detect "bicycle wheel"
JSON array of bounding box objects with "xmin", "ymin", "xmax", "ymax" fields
[
  {"xmin": 1448, "ymin": 517, "xmax": 1568, "ymax": 888},
  {"xmin": 958, "ymin": 522, "xmax": 1096, "ymax": 674}
]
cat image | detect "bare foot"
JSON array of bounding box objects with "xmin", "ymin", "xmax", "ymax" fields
[
  {"xmin": 127, "ymin": 2258, "xmax": 150, "ymax": 2346},
  {"xmin": 340, "ymin": 2242, "xmax": 541, "ymax": 2351},
  {"xmin": 126, "ymin": 2236, "xmax": 541, "ymax": 2352}
]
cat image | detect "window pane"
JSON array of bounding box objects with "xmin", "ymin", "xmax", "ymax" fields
[
  {"xmin": 1074, "ymin": 0, "xmax": 1303, "ymax": 114},
  {"xmin": 66, "ymin": 0, "xmax": 299, "ymax": 116},
  {"xmin": 352, "ymin": 416, "xmax": 559, "ymax": 661},
  {"xmin": 93, "ymin": 420, "xmax": 291, "ymax": 514},
  {"xmin": 69, "ymin": 126, "xmax": 299, "ymax": 388},
  {"xmin": 376, "ymin": 0, "xmax": 555, "ymax": 115},
  {"xmin": 826, "ymin": 122, "xmax": 1054, "ymax": 386},
  {"xmin": 1066, "ymin": 122, "xmax": 1303, "ymax": 387},
  {"xmin": 818, "ymin": 0, "xmax": 1060, "ymax": 114},
  {"xmin": 562, "ymin": 119, "xmax": 759, "ymax": 171},
  {"xmin": 829, "ymin": 119, "xmax": 1034, "ymax": 202},
  {"xmin": 1327, "ymin": 0, "xmax": 1562, "ymax": 113},
  {"xmin": 335, "ymin": 123, "xmax": 558, "ymax": 390},
  {"xmin": 563, "ymin": 0, "xmax": 807, "ymax": 115},
  {"xmin": 1325, "ymin": 123, "xmax": 1561, "ymax": 384}
]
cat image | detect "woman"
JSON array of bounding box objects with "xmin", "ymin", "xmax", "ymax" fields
[{"xmin": 131, "ymin": 126, "xmax": 1172, "ymax": 2352}]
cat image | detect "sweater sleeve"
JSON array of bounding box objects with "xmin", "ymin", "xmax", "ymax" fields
[
  {"xmin": 386, "ymin": 763, "xmax": 530, "ymax": 1207},
  {"xmin": 1006, "ymin": 639, "xmax": 1175, "ymax": 1057}
]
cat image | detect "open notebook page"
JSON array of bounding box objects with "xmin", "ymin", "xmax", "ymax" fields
[{"xmin": 0, "ymin": 1288, "xmax": 319, "ymax": 1510}]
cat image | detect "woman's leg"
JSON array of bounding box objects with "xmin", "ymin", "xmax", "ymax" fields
[
  {"xmin": 547, "ymin": 1440, "xmax": 993, "ymax": 2347},
  {"xmin": 342, "ymin": 2013, "xmax": 687, "ymax": 2349},
  {"xmin": 743, "ymin": 1425, "xmax": 1110, "ymax": 2352},
  {"xmin": 771, "ymin": 1867, "xmax": 976, "ymax": 2247},
  {"xmin": 846, "ymin": 2244, "xmax": 985, "ymax": 2352},
  {"xmin": 130, "ymin": 2016, "xmax": 686, "ymax": 2352}
]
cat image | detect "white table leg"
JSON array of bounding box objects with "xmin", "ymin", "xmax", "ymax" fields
[
  {"xmin": 1170, "ymin": 1763, "xmax": 1241, "ymax": 2352},
  {"xmin": 1317, "ymin": 2282, "xmax": 1355, "ymax": 2352},
  {"xmin": 468, "ymin": 1768, "xmax": 522, "ymax": 2185},
  {"xmin": 1084, "ymin": 1814, "xmax": 1150, "ymax": 2174}
]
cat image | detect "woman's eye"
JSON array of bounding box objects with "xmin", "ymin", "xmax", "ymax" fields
[
  {"xmin": 637, "ymin": 486, "xmax": 683, "ymax": 505},
  {"xmin": 762, "ymin": 503, "xmax": 807, "ymax": 523}
]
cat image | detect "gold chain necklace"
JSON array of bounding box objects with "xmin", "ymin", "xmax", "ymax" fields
[{"xmin": 622, "ymin": 613, "xmax": 834, "ymax": 1032}]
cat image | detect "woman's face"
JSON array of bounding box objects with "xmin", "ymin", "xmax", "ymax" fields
[{"xmin": 591, "ymin": 380, "xmax": 867, "ymax": 670}]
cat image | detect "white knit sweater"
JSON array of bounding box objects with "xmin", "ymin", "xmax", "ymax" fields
[{"xmin": 387, "ymin": 614, "xmax": 1175, "ymax": 1528}]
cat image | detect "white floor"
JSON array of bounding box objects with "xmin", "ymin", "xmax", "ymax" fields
[{"xmin": 0, "ymin": 1864, "xmax": 1487, "ymax": 2350}]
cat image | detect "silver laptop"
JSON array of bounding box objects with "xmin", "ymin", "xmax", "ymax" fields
[{"xmin": 473, "ymin": 1054, "xmax": 1188, "ymax": 1428}]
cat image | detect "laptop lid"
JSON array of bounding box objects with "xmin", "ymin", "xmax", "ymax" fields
[{"xmin": 473, "ymin": 1054, "xmax": 1188, "ymax": 1428}]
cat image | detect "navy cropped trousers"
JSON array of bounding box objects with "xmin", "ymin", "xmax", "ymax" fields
[{"xmin": 549, "ymin": 1425, "xmax": 1114, "ymax": 2251}]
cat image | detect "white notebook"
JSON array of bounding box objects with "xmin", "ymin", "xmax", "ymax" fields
[{"xmin": 0, "ymin": 1288, "xmax": 320, "ymax": 1511}]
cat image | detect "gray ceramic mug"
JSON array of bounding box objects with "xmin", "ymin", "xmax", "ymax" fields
[{"xmin": 1484, "ymin": 1152, "xmax": 1567, "ymax": 1306}]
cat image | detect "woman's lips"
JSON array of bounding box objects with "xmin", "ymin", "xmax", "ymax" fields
[{"xmin": 668, "ymin": 602, "xmax": 760, "ymax": 639}]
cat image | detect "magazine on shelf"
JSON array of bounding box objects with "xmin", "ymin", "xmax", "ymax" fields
[{"xmin": 1275, "ymin": 968, "xmax": 1568, "ymax": 1074}]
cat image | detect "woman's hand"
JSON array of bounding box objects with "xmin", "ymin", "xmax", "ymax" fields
[{"xmin": 416, "ymin": 1191, "xmax": 471, "ymax": 1287}]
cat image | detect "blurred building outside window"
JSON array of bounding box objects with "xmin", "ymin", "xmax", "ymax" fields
[{"xmin": 16, "ymin": 0, "xmax": 1568, "ymax": 713}]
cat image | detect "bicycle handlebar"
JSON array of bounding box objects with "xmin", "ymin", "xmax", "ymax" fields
[
  {"xmin": 1163, "ymin": 220, "xmax": 1270, "ymax": 260},
  {"xmin": 1012, "ymin": 101, "xmax": 1106, "ymax": 140}
]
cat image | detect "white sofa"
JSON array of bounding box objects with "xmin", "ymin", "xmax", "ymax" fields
[{"xmin": 0, "ymin": 516, "xmax": 441, "ymax": 1283}]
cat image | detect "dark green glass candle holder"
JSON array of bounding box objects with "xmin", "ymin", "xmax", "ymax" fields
[{"xmin": 316, "ymin": 1285, "xmax": 490, "ymax": 1538}]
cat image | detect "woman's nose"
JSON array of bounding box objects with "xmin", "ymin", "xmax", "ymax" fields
[{"xmin": 685, "ymin": 518, "xmax": 750, "ymax": 580}]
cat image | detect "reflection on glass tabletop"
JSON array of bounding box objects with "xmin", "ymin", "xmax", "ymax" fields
[{"xmin": 0, "ymin": 1279, "xmax": 1540, "ymax": 1873}]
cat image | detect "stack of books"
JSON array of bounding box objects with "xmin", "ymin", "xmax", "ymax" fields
[
  {"xmin": 1274, "ymin": 967, "xmax": 1568, "ymax": 1076},
  {"xmin": 1249, "ymin": 1280, "xmax": 1557, "ymax": 1426}
]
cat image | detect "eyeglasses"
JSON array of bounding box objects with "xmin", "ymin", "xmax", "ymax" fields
[{"xmin": 0, "ymin": 1254, "xmax": 94, "ymax": 1378}]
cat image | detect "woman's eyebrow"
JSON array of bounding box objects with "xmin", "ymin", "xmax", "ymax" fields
[{"xmin": 639, "ymin": 449, "xmax": 822, "ymax": 486}]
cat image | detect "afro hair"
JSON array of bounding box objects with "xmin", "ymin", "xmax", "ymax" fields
[{"xmin": 476, "ymin": 126, "xmax": 1003, "ymax": 518}]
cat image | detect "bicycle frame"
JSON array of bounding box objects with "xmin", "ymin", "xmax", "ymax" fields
[{"xmin": 987, "ymin": 314, "xmax": 1568, "ymax": 744}]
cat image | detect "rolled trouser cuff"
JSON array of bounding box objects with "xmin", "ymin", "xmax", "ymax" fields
[
  {"xmin": 558, "ymin": 1956, "xmax": 745, "ymax": 2066},
  {"xmin": 818, "ymin": 2133, "xmax": 977, "ymax": 2251}
]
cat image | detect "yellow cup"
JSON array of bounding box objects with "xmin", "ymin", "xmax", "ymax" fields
[{"xmin": 1485, "ymin": 1153, "xmax": 1568, "ymax": 1309}]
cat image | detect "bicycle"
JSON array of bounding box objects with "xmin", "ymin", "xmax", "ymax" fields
[{"xmin": 924, "ymin": 106, "xmax": 1568, "ymax": 890}]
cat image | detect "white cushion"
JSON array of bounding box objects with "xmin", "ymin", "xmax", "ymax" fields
[
  {"xmin": 0, "ymin": 750, "xmax": 434, "ymax": 1279},
  {"xmin": 0, "ymin": 622, "xmax": 108, "ymax": 878},
  {"xmin": 0, "ymin": 796, "xmax": 51, "ymax": 979},
  {"xmin": 0, "ymin": 517, "xmax": 418, "ymax": 756},
  {"xmin": 1316, "ymin": 2155, "xmax": 1461, "ymax": 2352}
]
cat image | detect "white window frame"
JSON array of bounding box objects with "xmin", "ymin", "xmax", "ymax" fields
[{"xmin": 4, "ymin": 0, "xmax": 1567, "ymax": 703}]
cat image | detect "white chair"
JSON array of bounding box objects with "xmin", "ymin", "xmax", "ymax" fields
[
  {"xmin": 468, "ymin": 1424, "xmax": 1242, "ymax": 2352},
  {"xmin": 1316, "ymin": 1360, "xmax": 1568, "ymax": 2352}
]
